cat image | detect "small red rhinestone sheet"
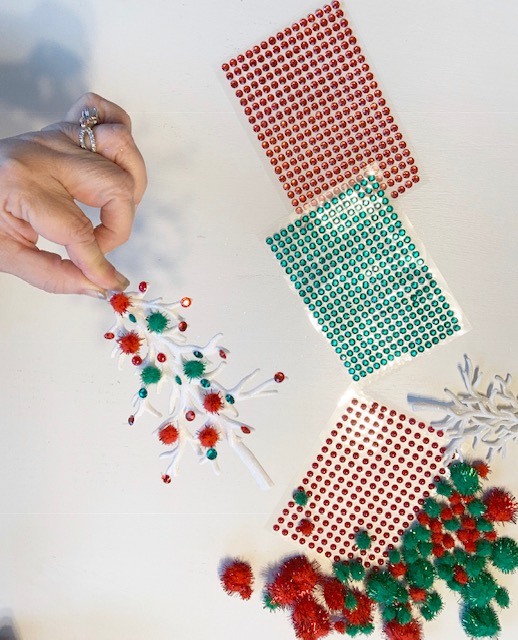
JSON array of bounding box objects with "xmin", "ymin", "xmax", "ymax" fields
[
  {"xmin": 273, "ymin": 394, "xmax": 446, "ymax": 566},
  {"xmin": 223, "ymin": 1, "xmax": 419, "ymax": 211}
]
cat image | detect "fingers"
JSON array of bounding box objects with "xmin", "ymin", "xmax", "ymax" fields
[{"xmin": 65, "ymin": 92, "xmax": 132, "ymax": 129}]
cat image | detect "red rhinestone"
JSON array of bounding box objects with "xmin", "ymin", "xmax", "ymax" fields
[
  {"xmin": 128, "ymin": 415, "xmax": 135, "ymax": 425},
  {"xmin": 241, "ymin": 426, "xmax": 251, "ymax": 434},
  {"xmin": 219, "ymin": 349, "xmax": 227, "ymax": 359},
  {"xmin": 274, "ymin": 371, "xmax": 285, "ymax": 383},
  {"xmin": 178, "ymin": 321, "xmax": 188, "ymax": 332},
  {"xmin": 138, "ymin": 281, "xmax": 148, "ymax": 293},
  {"xmin": 104, "ymin": 332, "xmax": 115, "ymax": 340},
  {"xmin": 157, "ymin": 353, "xmax": 166, "ymax": 363},
  {"xmin": 132, "ymin": 355, "xmax": 142, "ymax": 366},
  {"xmin": 186, "ymin": 410, "xmax": 195, "ymax": 421},
  {"xmin": 181, "ymin": 297, "xmax": 192, "ymax": 308},
  {"xmin": 161, "ymin": 474, "xmax": 171, "ymax": 484}
]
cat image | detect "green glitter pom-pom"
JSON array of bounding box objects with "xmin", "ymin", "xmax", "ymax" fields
[
  {"xmin": 414, "ymin": 525, "xmax": 431, "ymax": 542},
  {"xmin": 366, "ymin": 571, "xmax": 400, "ymax": 605},
  {"xmin": 475, "ymin": 539, "xmax": 493, "ymax": 558},
  {"xmin": 476, "ymin": 518, "xmax": 494, "ymax": 533},
  {"xmin": 491, "ymin": 537, "xmax": 518, "ymax": 574},
  {"xmin": 461, "ymin": 604, "xmax": 501, "ymax": 638},
  {"xmin": 388, "ymin": 549, "xmax": 401, "ymax": 565},
  {"xmin": 494, "ymin": 586, "xmax": 510, "ymax": 609},
  {"xmin": 435, "ymin": 478, "xmax": 454, "ymax": 497},
  {"xmin": 423, "ymin": 498, "xmax": 442, "ymax": 518},
  {"xmin": 262, "ymin": 593, "xmax": 279, "ymax": 611},
  {"xmin": 465, "ymin": 555, "xmax": 487, "ymax": 579},
  {"xmin": 449, "ymin": 461, "xmax": 480, "ymax": 496},
  {"xmin": 349, "ymin": 560, "xmax": 365, "ymax": 582},
  {"xmin": 293, "ymin": 489, "xmax": 309, "ymax": 506},
  {"xmin": 355, "ymin": 530, "xmax": 371, "ymax": 550},
  {"xmin": 333, "ymin": 560, "xmax": 350, "ymax": 584},
  {"xmin": 468, "ymin": 499, "xmax": 487, "ymax": 517},
  {"xmin": 347, "ymin": 623, "xmax": 374, "ymax": 637},
  {"xmin": 141, "ymin": 365, "xmax": 162, "ymax": 385},
  {"xmin": 382, "ymin": 605, "xmax": 398, "ymax": 622},
  {"xmin": 417, "ymin": 541, "xmax": 433, "ymax": 558},
  {"xmin": 396, "ymin": 606, "xmax": 412, "ymax": 625},
  {"xmin": 444, "ymin": 517, "xmax": 461, "ymax": 532},
  {"xmin": 344, "ymin": 591, "xmax": 357, "ymax": 610},
  {"xmin": 406, "ymin": 559, "xmax": 435, "ymax": 589},
  {"xmin": 423, "ymin": 591, "xmax": 443, "ymax": 617},
  {"xmin": 146, "ymin": 311, "xmax": 169, "ymax": 333},
  {"xmin": 183, "ymin": 359, "xmax": 206, "ymax": 380},
  {"xmin": 463, "ymin": 572, "xmax": 498, "ymax": 607}
]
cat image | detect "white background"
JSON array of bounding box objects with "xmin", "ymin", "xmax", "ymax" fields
[{"xmin": 1, "ymin": 1, "xmax": 517, "ymax": 638}]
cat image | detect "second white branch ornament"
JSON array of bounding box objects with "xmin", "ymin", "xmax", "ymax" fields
[{"xmin": 104, "ymin": 282, "xmax": 284, "ymax": 489}]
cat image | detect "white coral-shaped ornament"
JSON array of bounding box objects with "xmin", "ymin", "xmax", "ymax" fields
[
  {"xmin": 104, "ymin": 282, "xmax": 284, "ymax": 489},
  {"xmin": 408, "ymin": 354, "xmax": 518, "ymax": 463}
]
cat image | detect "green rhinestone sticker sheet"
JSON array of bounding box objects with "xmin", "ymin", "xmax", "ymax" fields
[{"xmin": 266, "ymin": 177, "xmax": 466, "ymax": 381}]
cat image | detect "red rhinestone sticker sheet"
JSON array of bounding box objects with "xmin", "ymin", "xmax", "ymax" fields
[
  {"xmin": 272, "ymin": 391, "xmax": 446, "ymax": 566},
  {"xmin": 222, "ymin": 1, "xmax": 419, "ymax": 211}
]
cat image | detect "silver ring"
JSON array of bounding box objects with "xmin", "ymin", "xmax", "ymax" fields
[{"xmin": 79, "ymin": 107, "xmax": 99, "ymax": 152}]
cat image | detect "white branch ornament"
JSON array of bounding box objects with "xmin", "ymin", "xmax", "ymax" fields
[
  {"xmin": 408, "ymin": 354, "xmax": 518, "ymax": 463},
  {"xmin": 104, "ymin": 282, "xmax": 284, "ymax": 489}
]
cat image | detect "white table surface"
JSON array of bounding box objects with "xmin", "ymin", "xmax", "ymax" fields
[{"xmin": 1, "ymin": 1, "xmax": 517, "ymax": 638}]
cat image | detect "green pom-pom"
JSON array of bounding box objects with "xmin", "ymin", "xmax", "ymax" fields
[
  {"xmin": 402, "ymin": 529, "xmax": 419, "ymax": 550},
  {"xmin": 447, "ymin": 578, "xmax": 464, "ymax": 592},
  {"xmin": 449, "ymin": 461, "xmax": 480, "ymax": 496},
  {"xmin": 436, "ymin": 564, "xmax": 454, "ymax": 581},
  {"xmin": 454, "ymin": 548, "xmax": 469, "ymax": 565},
  {"xmin": 183, "ymin": 359, "xmax": 206, "ymax": 379},
  {"xmin": 413, "ymin": 525, "xmax": 432, "ymax": 542},
  {"xmin": 435, "ymin": 478, "xmax": 454, "ymax": 497},
  {"xmin": 382, "ymin": 605, "xmax": 398, "ymax": 622},
  {"xmin": 463, "ymin": 572, "xmax": 498, "ymax": 607},
  {"xmin": 406, "ymin": 559, "xmax": 435, "ymax": 589},
  {"xmin": 465, "ymin": 555, "xmax": 487, "ymax": 579},
  {"xmin": 423, "ymin": 498, "xmax": 442, "ymax": 518},
  {"xmin": 420, "ymin": 605, "xmax": 437, "ymax": 621},
  {"xmin": 355, "ymin": 530, "xmax": 371, "ymax": 550},
  {"xmin": 141, "ymin": 365, "xmax": 162, "ymax": 385},
  {"xmin": 437, "ymin": 551, "xmax": 456, "ymax": 567},
  {"xmin": 494, "ymin": 586, "xmax": 510, "ymax": 609},
  {"xmin": 401, "ymin": 547, "xmax": 419, "ymax": 565},
  {"xmin": 461, "ymin": 604, "xmax": 501, "ymax": 638},
  {"xmin": 491, "ymin": 537, "xmax": 518, "ymax": 574},
  {"xmin": 344, "ymin": 591, "xmax": 357, "ymax": 610},
  {"xmin": 349, "ymin": 560, "xmax": 365, "ymax": 581},
  {"xmin": 467, "ymin": 499, "xmax": 487, "ymax": 517},
  {"xmin": 366, "ymin": 571, "xmax": 400, "ymax": 605},
  {"xmin": 444, "ymin": 517, "xmax": 461, "ymax": 532},
  {"xmin": 388, "ymin": 549, "xmax": 401, "ymax": 565},
  {"xmin": 396, "ymin": 606, "xmax": 412, "ymax": 624},
  {"xmin": 293, "ymin": 489, "xmax": 309, "ymax": 506},
  {"xmin": 417, "ymin": 541, "xmax": 433, "ymax": 558},
  {"xmin": 349, "ymin": 623, "xmax": 374, "ymax": 636},
  {"xmin": 422, "ymin": 591, "xmax": 443, "ymax": 618},
  {"xmin": 333, "ymin": 561, "xmax": 350, "ymax": 583},
  {"xmin": 476, "ymin": 518, "xmax": 494, "ymax": 533},
  {"xmin": 475, "ymin": 539, "xmax": 493, "ymax": 558},
  {"xmin": 146, "ymin": 311, "xmax": 169, "ymax": 333}
]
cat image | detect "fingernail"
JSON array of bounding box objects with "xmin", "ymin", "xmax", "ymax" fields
[
  {"xmin": 114, "ymin": 270, "xmax": 130, "ymax": 290},
  {"xmin": 83, "ymin": 289, "xmax": 107, "ymax": 299}
]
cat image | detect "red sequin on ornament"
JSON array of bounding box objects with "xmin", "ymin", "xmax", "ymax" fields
[
  {"xmin": 104, "ymin": 332, "xmax": 115, "ymax": 340},
  {"xmin": 132, "ymin": 355, "xmax": 143, "ymax": 366},
  {"xmin": 157, "ymin": 353, "xmax": 167, "ymax": 363},
  {"xmin": 161, "ymin": 474, "xmax": 171, "ymax": 484},
  {"xmin": 274, "ymin": 371, "xmax": 285, "ymax": 383},
  {"xmin": 139, "ymin": 281, "xmax": 148, "ymax": 293},
  {"xmin": 178, "ymin": 321, "xmax": 188, "ymax": 332},
  {"xmin": 180, "ymin": 297, "xmax": 192, "ymax": 308},
  {"xmin": 128, "ymin": 415, "xmax": 135, "ymax": 425},
  {"xmin": 241, "ymin": 426, "xmax": 251, "ymax": 434},
  {"xmin": 185, "ymin": 410, "xmax": 196, "ymax": 422},
  {"xmin": 219, "ymin": 349, "xmax": 227, "ymax": 359}
]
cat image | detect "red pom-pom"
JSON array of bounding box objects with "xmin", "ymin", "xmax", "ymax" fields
[
  {"xmin": 472, "ymin": 460, "xmax": 491, "ymax": 478},
  {"xmin": 159, "ymin": 425, "xmax": 179, "ymax": 445},
  {"xmin": 461, "ymin": 516, "xmax": 477, "ymax": 530},
  {"xmin": 384, "ymin": 619, "xmax": 422, "ymax": 640},
  {"xmin": 457, "ymin": 528, "xmax": 480, "ymax": 548},
  {"xmin": 417, "ymin": 512, "xmax": 430, "ymax": 526},
  {"xmin": 409, "ymin": 587, "xmax": 427, "ymax": 602},
  {"xmin": 117, "ymin": 331, "xmax": 142, "ymax": 354},
  {"xmin": 483, "ymin": 488, "xmax": 518, "ymax": 523},
  {"xmin": 429, "ymin": 518, "xmax": 443, "ymax": 533},
  {"xmin": 110, "ymin": 292, "xmax": 131, "ymax": 314},
  {"xmin": 449, "ymin": 492, "xmax": 463, "ymax": 505},
  {"xmin": 344, "ymin": 589, "xmax": 374, "ymax": 626},
  {"xmin": 431, "ymin": 532, "xmax": 444, "ymax": 545},
  {"xmin": 452, "ymin": 503, "xmax": 466, "ymax": 517},
  {"xmin": 198, "ymin": 425, "xmax": 220, "ymax": 448},
  {"xmin": 291, "ymin": 594, "xmax": 331, "ymax": 640},
  {"xmin": 440, "ymin": 507, "xmax": 453, "ymax": 522},
  {"xmin": 453, "ymin": 565, "xmax": 469, "ymax": 585},
  {"xmin": 484, "ymin": 530, "xmax": 498, "ymax": 542},
  {"xmin": 220, "ymin": 560, "xmax": 254, "ymax": 600},
  {"xmin": 297, "ymin": 519, "xmax": 315, "ymax": 537},
  {"xmin": 321, "ymin": 577, "xmax": 345, "ymax": 612},
  {"xmin": 389, "ymin": 562, "xmax": 407, "ymax": 578},
  {"xmin": 442, "ymin": 533, "xmax": 455, "ymax": 549},
  {"xmin": 203, "ymin": 391, "xmax": 224, "ymax": 414},
  {"xmin": 432, "ymin": 544, "xmax": 445, "ymax": 558},
  {"xmin": 334, "ymin": 620, "xmax": 347, "ymax": 634},
  {"xmin": 267, "ymin": 555, "xmax": 320, "ymax": 606}
]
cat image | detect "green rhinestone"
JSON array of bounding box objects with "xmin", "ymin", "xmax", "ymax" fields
[
  {"xmin": 206, "ymin": 448, "xmax": 218, "ymax": 460},
  {"xmin": 200, "ymin": 378, "xmax": 211, "ymax": 388},
  {"xmin": 138, "ymin": 388, "xmax": 148, "ymax": 398},
  {"xmin": 175, "ymin": 375, "xmax": 182, "ymax": 385},
  {"xmin": 128, "ymin": 313, "xmax": 137, "ymax": 323},
  {"xmin": 225, "ymin": 394, "xmax": 235, "ymax": 405}
]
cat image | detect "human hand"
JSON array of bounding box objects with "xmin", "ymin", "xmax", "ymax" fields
[{"xmin": 0, "ymin": 92, "xmax": 147, "ymax": 295}]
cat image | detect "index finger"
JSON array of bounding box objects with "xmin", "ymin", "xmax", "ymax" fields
[{"xmin": 65, "ymin": 92, "xmax": 132, "ymax": 129}]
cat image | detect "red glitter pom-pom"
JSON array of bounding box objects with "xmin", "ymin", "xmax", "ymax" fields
[
  {"xmin": 220, "ymin": 560, "xmax": 254, "ymax": 600},
  {"xmin": 483, "ymin": 488, "xmax": 518, "ymax": 523},
  {"xmin": 291, "ymin": 594, "xmax": 331, "ymax": 640},
  {"xmin": 384, "ymin": 619, "xmax": 422, "ymax": 640},
  {"xmin": 409, "ymin": 587, "xmax": 427, "ymax": 602},
  {"xmin": 453, "ymin": 565, "xmax": 469, "ymax": 585},
  {"xmin": 321, "ymin": 577, "xmax": 345, "ymax": 612},
  {"xmin": 203, "ymin": 391, "xmax": 224, "ymax": 414},
  {"xmin": 297, "ymin": 519, "xmax": 315, "ymax": 537},
  {"xmin": 267, "ymin": 555, "xmax": 320, "ymax": 606},
  {"xmin": 343, "ymin": 589, "xmax": 374, "ymax": 626},
  {"xmin": 159, "ymin": 425, "xmax": 179, "ymax": 445},
  {"xmin": 117, "ymin": 331, "xmax": 142, "ymax": 354},
  {"xmin": 472, "ymin": 460, "xmax": 491, "ymax": 479},
  {"xmin": 110, "ymin": 292, "xmax": 131, "ymax": 314},
  {"xmin": 198, "ymin": 425, "xmax": 220, "ymax": 448},
  {"xmin": 389, "ymin": 562, "xmax": 407, "ymax": 579},
  {"xmin": 334, "ymin": 620, "xmax": 347, "ymax": 634}
]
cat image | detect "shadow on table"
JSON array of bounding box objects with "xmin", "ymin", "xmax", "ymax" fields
[{"xmin": 0, "ymin": 618, "xmax": 21, "ymax": 640}]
